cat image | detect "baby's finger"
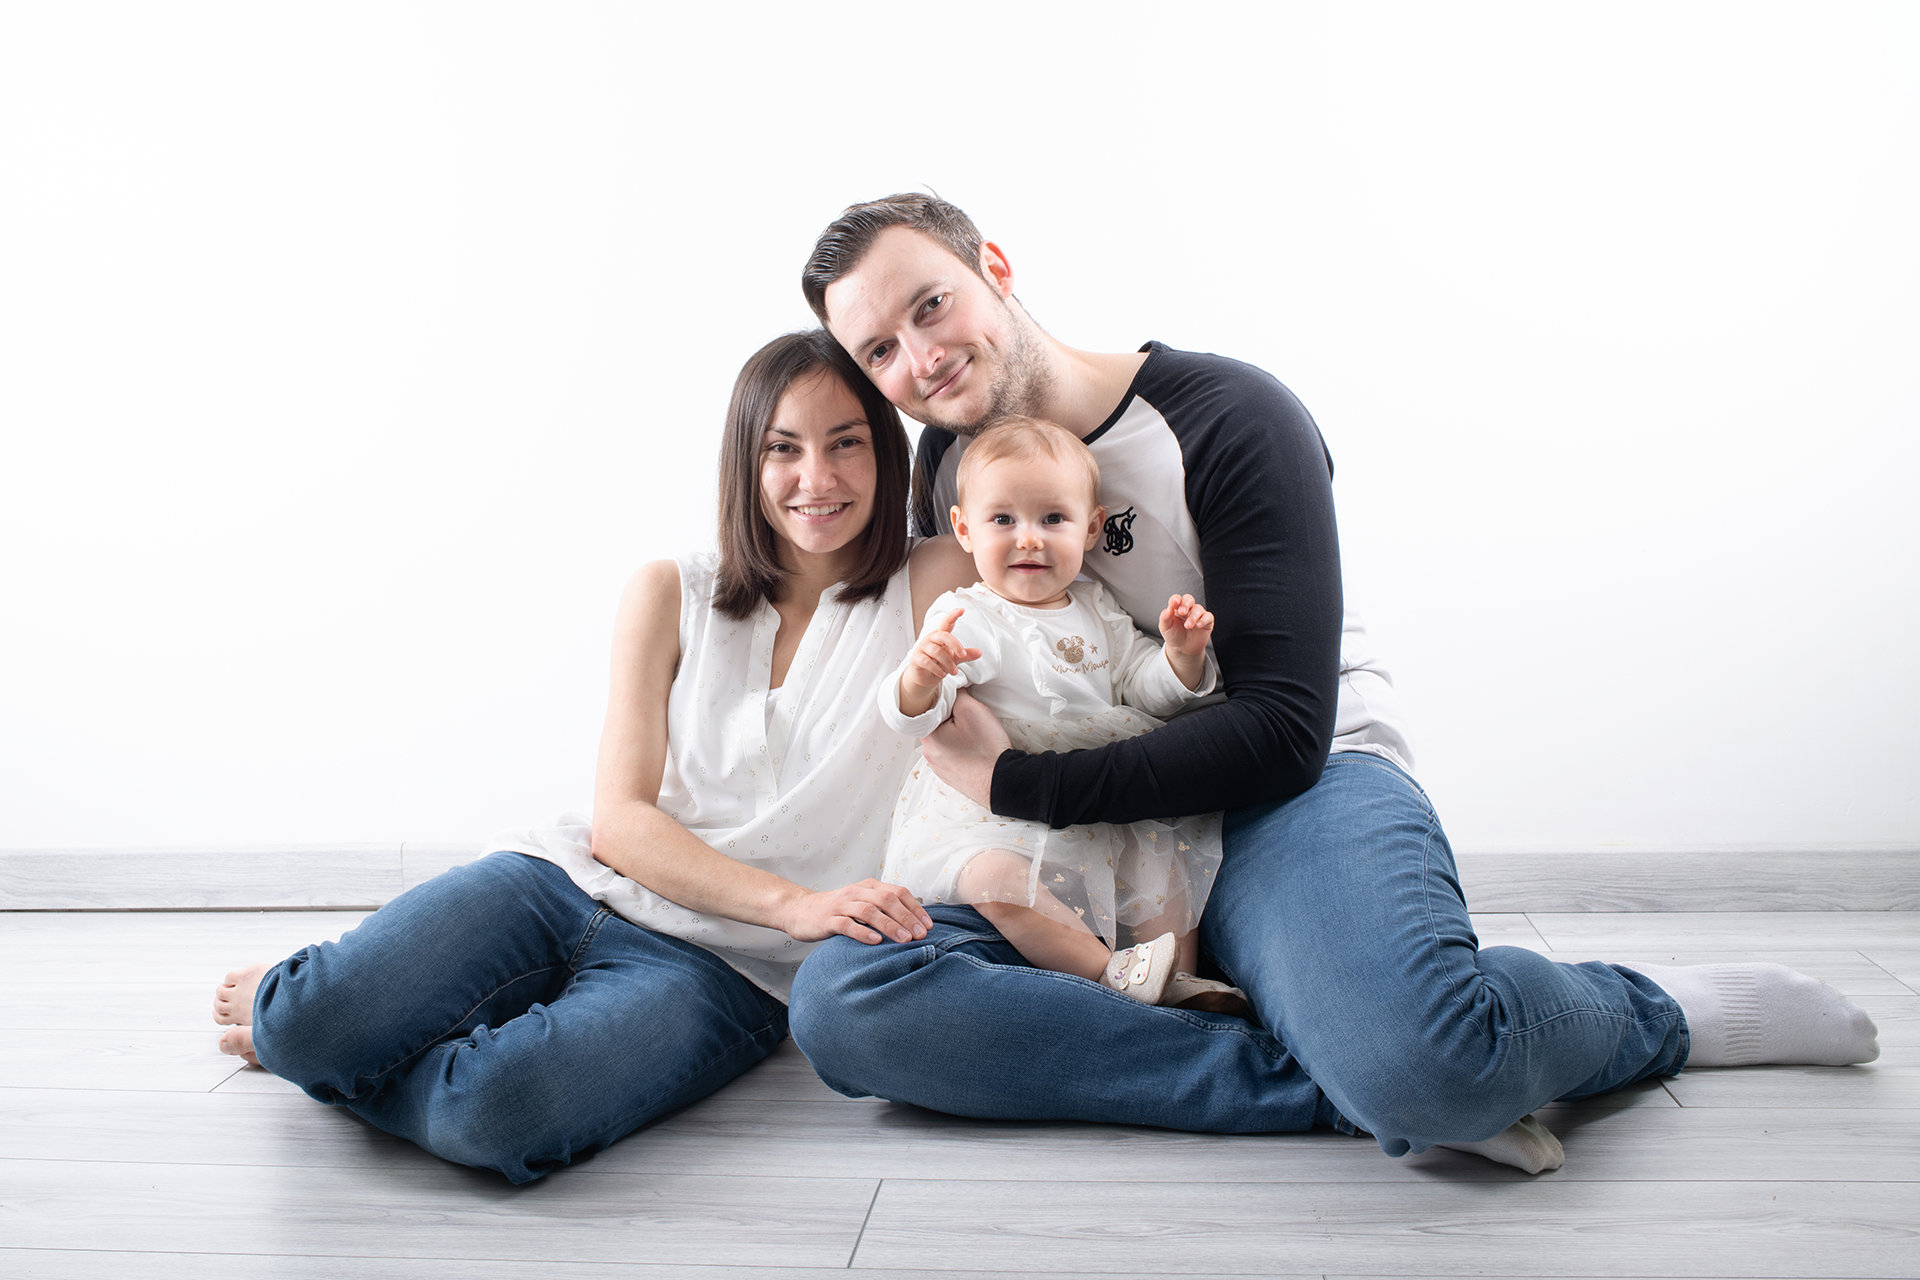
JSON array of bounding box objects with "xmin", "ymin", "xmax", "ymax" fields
[{"xmin": 933, "ymin": 608, "xmax": 965, "ymax": 635}]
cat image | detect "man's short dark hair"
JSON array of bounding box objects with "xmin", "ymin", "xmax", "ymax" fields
[{"xmin": 801, "ymin": 193, "xmax": 989, "ymax": 325}]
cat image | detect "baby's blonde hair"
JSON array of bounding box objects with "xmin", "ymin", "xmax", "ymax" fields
[{"xmin": 954, "ymin": 415, "xmax": 1101, "ymax": 507}]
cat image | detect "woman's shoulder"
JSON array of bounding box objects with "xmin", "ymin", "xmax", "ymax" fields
[
  {"xmin": 907, "ymin": 535, "xmax": 981, "ymax": 629},
  {"xmin": 621, "ymin": 558, "xmax": 692, "ymax": 607}
]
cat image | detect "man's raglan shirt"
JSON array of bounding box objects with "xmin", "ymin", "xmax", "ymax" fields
[{"xmin": 912, "ymin": 342, "xmax": 1413, "ymax": 828}]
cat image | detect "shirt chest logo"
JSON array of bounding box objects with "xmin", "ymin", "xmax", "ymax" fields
[
  {"xmin": 1101, "ymin": 506, "xmax": 1136, "ymax": 556},
  {"xmin": 1049, "ymin": 636, "xmax": 1107, "ymax": 675}
]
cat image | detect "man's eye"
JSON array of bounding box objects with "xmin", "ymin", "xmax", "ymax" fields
[
  {"xmin": 867, "ymin": 343, "xmax": 891, "ymax": 367},
  {"xmin": 921, "ymin": 294, "xmax": 946, "ymax": 317}
]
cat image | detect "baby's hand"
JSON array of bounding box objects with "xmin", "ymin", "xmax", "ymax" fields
[
  {"xmin": 1159, "ymin": 594, "xmax": 1215, "ymax": 657},
  {"xmin": 1158, "ymin": 594, "xmax": 1214, "ymax": 692},
  {"xmin": 898, "ymin": 609, "xmax": 983, "ymax": 717}
]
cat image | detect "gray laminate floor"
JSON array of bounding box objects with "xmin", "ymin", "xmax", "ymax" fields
[{"xmin": 2, "ymin": 907, "xmax": 1916, "ymax": 1278}]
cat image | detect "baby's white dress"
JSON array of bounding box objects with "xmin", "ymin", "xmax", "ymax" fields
[{"xmin": 878, "ymin": 582, "xmax": 1223, "ymax": 944}]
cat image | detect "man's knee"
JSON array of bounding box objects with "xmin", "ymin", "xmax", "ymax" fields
[{"xmin": 789, "ymin": 935, "xmax": 898, "ymax": 1093}]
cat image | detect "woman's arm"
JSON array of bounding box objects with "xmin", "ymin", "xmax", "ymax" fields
[{"xmin": 588, "ymin": 561, "xmax": 929, "ymax": 945}]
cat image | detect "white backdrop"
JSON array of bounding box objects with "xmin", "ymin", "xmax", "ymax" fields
[{"xmin": 2, "ymin": 3, "xmax": 1914, "ymax": 851}]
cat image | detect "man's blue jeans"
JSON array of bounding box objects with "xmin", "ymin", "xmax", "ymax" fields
[
  {"xmin": 251, "ymin": 851, "xmax": 787, "ymax": 1183},
  {"xmin": 791, "ymin": 752, "xmax": 1688, "ymax": 1155}
]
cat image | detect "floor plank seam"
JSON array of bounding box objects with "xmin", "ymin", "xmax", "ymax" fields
[
  {"xmin": 846, "ymin": 1179, "xmax": 881, "ymax": 1268},
  {"xmin": 1861, "ymin": 948, "xmax": 1920, "ymax": 997}
]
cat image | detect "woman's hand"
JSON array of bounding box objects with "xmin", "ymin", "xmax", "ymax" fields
[{"xmin": 777, "ymin": 879, "xmax": 934, "ymax": 945}]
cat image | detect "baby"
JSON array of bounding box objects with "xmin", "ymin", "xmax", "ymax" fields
[{"xmin": 879, "ymin": 416, "xmax": 1246, "ymax": 1014}]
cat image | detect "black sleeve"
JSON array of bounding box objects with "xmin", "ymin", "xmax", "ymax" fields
[
  {"xmin": 988, "ymin": 356, "xmax": 1344, "ymax": 825},
  {"xmin": 910, "ymin": 428, "xmax": 959, "ymax": 538}
]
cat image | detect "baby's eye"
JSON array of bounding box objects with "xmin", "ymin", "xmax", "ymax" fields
[
  {"xmin": 990, "ymin": 513, "xmax": 1014, "ymax": 525},
  {"xmin": 1043, "ymin": 513, "xmax": 1065, "ymax": 525}
]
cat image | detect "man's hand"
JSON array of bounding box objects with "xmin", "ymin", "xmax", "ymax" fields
[
  {"xmin": 777, "ymin": 878, "xmax": 933, "ymax": 945},
  {"xmin": 921, "ymin": 690, "xmax": 1009, "ymax": 807},
  {"xmin": 898, "ymin": 608, "xmax": 982, "ymax": 717},
  {"xmin": 1158, "ymin": 593, "xmax": 1215, "ymax": 691}
]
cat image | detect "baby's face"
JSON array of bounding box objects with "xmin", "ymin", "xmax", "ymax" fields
[{"xmin": 951, "ymin": 452, "xmax": 1104, "ymax": 608}]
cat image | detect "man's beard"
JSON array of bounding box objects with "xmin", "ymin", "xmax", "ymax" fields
[{"xmin": 925, "ymin": 307, "xmax": 1056, "ymax": 437}]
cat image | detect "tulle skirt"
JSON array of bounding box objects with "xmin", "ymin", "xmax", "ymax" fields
[{"xmin": 881, "ymin": 706, "xmax": 1223, "ymax": 945}]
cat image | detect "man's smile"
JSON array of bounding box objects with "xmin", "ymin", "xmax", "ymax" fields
[{"xmin": 927, "ymin": 359, "xmax": 970, "ymax": 400}]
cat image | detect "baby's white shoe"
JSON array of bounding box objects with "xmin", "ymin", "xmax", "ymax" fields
[
  {"xmin": 1101, "ymin": 932, "xmax": 1177, "ymax": 1005},
  {"xmin": 1165, "ymin": 972, "xmax": 1252, "ymax": 1017}
]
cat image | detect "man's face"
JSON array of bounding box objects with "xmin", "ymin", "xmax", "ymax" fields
[{"xmin": 823, "ymin": 226, "xmax": 1050, "ymax": 435}]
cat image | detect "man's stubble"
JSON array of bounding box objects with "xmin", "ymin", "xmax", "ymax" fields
[{"xmin": 929, "ymin": 299, "xmax": 1057, "ymax": 438}]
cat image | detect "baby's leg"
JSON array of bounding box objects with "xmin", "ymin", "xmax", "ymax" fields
[
  {"xmin": 958, "ymin": 850, "xmax": 1112, "ymax": 980},
  {"xmin": 1127, "ymin": 898, "xmax": 1252, "ymax": 1017},
  {"xmin": 1129, "ymin": 896, "xmax": 1201, "ymax": 975}
]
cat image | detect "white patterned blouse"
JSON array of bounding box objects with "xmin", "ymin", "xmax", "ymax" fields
[{"xmin": 486, "ymin": 552, "xmax": 920, "ymax": 1001}]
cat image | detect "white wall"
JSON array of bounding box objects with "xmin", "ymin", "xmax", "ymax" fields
[{"xmin": 2, "ymin": 3, "xmax": 1914, "ymax": 850}]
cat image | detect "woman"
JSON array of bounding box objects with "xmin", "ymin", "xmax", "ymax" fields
[{"xmin": 211, "ymin": 331, "xmax": 974, "ymax": 1183}]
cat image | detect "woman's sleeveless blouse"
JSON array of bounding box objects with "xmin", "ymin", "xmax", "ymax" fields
[{"xmin": 486, "ymin": 553, "xmax": 919, "ymax": 1001}]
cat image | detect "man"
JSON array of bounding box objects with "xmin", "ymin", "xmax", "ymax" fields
[{"xmin": 787, "ymin": 193, "xmax": 1878, "ymax": 1173}]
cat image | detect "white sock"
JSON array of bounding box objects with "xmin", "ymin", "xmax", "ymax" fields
[
  {"xmin": 1624, "ymin": 962, "xmax": 1880, "ymax": 1067},
  {"xmin": 1437, "ymin": 1115, "xmax": 1565, "ymax": 1175}
]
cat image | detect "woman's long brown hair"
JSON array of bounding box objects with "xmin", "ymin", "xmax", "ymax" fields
[{"xmin": 714, "ymin": 330, "xmax": 911, "ymax": 619}]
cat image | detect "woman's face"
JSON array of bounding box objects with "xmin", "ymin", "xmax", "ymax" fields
[{"xmin": 758, "ymin": 370, "xmax": 878, "ymax": 569}]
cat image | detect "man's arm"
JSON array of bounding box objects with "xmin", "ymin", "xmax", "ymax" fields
[{"xmin": 983, "ymin": 361, "xmax": 1343, "ymax": 825}]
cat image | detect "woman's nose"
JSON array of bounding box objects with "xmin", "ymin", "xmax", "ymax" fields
[{"xmin": 798, "ymin": 453, "xmax": 836, "ymax": 493}]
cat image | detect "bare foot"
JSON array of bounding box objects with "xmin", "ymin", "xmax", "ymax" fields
[
  {"xmin": 217, "ymin": 1025, "xmax": 260, "ymax": 1068},
  {"xmin": 213, "ymin": 962, "xmax": 270, "ymax": 1026}
]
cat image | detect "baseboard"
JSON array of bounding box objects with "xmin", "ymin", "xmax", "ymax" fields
[
  {"xmin": 0, "ymin": 843, "xmax": 1914, "ymax": 913},
  {"xmin": 1452, "ymin": 845, "xmax": 1919, "ymax": 912},
  {"xmin": 0, "ymin": 843, "xmax": 481, "ymax": 911}
]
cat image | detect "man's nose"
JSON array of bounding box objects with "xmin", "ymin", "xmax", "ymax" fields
[{"xmin": 906, "ymin": 335, "xmax": 946, "ymax": 380}]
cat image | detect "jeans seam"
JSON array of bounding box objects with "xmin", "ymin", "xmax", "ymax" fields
[
  {"xmin": 568, "ymin": 908, "xmax": 613, "ymax": 970},
  {"xmin": 359, "ymin": 964, "xmax": 569, "ymax": 1086},
  {"xmin": 356, "ymin": 909, "xmax": 611, "ymax": 1087}
]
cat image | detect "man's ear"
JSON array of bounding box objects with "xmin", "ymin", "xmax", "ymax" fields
[
  {"xmin": 979, "ymin": 241, "xmax": 1014, "ymax": 299},
  {"xmin": 1086, "ymin": 505, "xmax": 1106, "ymax": 550},
  {"xmin": 951, "ymin": 504, "xmax": 974, "ymax": 552}
]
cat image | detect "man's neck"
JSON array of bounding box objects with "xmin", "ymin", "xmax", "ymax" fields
[{"xmin": 1024, "ymin": 321, "xmax": 1149, "ymax": 440}]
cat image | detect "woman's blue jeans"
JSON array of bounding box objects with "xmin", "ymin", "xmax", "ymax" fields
[
  {"xmin": 790, "ymin": 752, "xmax": 1689, "ymax": 1155},
  {"xmin": 250, "ymin": 851, "xmax": 787, "ymax": 1183}
]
